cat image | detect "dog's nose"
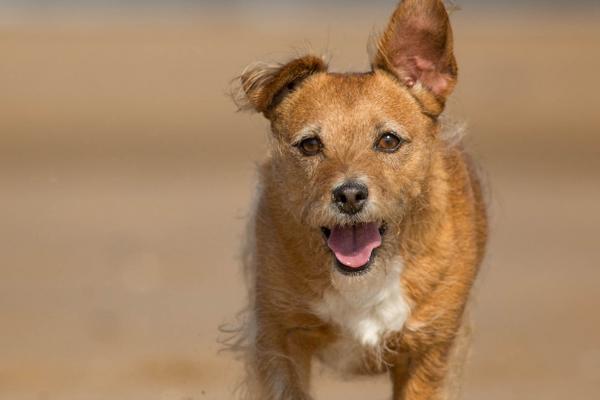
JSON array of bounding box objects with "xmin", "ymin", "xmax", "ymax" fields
[{"xmin": 332, "ymin": 182, "xmax": 369, "ymax": 215}]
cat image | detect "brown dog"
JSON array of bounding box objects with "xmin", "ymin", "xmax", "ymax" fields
[{"xmin": 231, "ymin": 1, "xmax": 487, "ymax": 399}]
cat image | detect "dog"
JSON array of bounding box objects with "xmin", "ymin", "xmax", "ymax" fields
[{"xmin": 230, "ymin": 1, "xmax": 488, "ymax": 399}]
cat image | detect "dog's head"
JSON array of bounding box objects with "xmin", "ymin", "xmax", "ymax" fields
[{"xmin": 237, "ymin": 0, "xmax": 457, "ymax": 277}]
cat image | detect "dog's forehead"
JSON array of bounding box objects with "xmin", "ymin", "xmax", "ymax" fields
[
  {"xmin": 283, "ymin": 71, "xmax": 425, "ymax": 133},
  {"xmin": 308, "ymin": 71, "xmax": 413, "ymax": 106}
]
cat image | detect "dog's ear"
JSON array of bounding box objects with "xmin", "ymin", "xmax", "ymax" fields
[
  {"xmin": 235, "ymin": 55, "xmax": 327, "ymax": 118},
  {"xmin": 372, "ymin": 0, "xmax": 457, "ymax": 117}
]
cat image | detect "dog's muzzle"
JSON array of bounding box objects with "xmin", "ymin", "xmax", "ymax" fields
[{"xmin": 332, "ymin": 181, "xmax": 369, "ymax": 215}]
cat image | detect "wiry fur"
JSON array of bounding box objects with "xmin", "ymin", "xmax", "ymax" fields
[
  {"xmin": 224, "ymin": 1, "xmax": 487, "ymax": 399},
  {"xmin": 233, "ymin": 62, "xmax": 282, "ymax": 112}
]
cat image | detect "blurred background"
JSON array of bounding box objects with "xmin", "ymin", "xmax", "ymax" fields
[{"xmin": 1, "ymin": 1, "xmax": 599, "ymax": 399}]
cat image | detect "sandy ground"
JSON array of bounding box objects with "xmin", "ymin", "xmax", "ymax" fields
[{"xmin": 1, "ymin": 6, "xmax": 599, "ymax": 400}]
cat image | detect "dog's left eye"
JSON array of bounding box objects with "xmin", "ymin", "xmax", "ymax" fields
[
  {"xmin": 375, "ymin": 132, "xmax": 404, "ymax": 153},
  {"xmin": 297, "ymin": 137, "xmax": 323, "ymax": 156}
]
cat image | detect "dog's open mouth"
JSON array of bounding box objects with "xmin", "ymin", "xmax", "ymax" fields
[{"xmin": 321, "ymin": 222, "xmax": 386, "ymax": 275}]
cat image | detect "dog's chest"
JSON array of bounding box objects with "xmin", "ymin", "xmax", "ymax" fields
[{"xmin": 311, "ymin": 262, "xmax": 410, "ymax": 372}]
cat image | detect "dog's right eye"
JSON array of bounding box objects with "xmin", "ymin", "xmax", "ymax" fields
[
  {"xmin": 297, "ymin": 137, "xmax": 323, "ymax": 156},
  {"xmin": 374, "ymin": 132, "xmax": 405, "ymax": 153}
]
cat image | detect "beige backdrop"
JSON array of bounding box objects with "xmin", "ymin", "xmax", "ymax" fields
[{"xmin": 1, "ymin": 4, "xmax": 599, "ymax": 400}]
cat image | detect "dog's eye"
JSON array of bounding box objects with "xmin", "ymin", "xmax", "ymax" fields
[
  {"xmin": 375, "ymin": 132, "xmax": 404, "ymax": 153},
  {"xmin": 297, "ymin": 137, "xmax": 323, "ymax": 156}
]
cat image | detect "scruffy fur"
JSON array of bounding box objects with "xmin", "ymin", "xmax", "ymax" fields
[{"xmin": 229, "ymin": 1, "xmax": 488, "ymax": 399}]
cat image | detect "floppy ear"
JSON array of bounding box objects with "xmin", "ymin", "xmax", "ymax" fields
[
  {"xmin": 235, "ymin": 55, "xmax": 327, "ymax": 118},
  {"xmin": 372, "ymin": 0, "xmax": 457, "ymax": 116}
]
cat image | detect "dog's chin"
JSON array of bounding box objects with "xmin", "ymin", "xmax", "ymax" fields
[{"xmin": 320, "ymin": 222, "xmax": 387, "ymax": 277}]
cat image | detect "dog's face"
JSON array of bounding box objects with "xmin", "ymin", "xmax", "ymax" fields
[
  {"xmin": 238, "ymin": 0, "xmax": 457, "ymax": 278},
  {"xmin": 269, "ymin": 71, "xmax": 436, "ymax": 275}
]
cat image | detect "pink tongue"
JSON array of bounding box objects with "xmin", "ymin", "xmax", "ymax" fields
[{"xmin": 327, "ymin": 223, "xmax": 382, "ymax": 269}]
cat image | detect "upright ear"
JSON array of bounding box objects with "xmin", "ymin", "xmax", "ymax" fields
[
  {"xmin": 372, "ymin": 0, "xmax": 457, "ymax": 117},
  {"xmin": 235, "ymin": 55, "xmax": 327, "ymax": 119}
]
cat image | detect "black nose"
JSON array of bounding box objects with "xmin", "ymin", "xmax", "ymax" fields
[{"xmin": 332, "ymin": 182, "xmax": 369, "ymax": 215}]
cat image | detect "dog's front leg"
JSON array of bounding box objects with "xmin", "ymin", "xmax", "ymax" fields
[
  {"xmin": 390, "ymin": 344, "xmax": 453, "ymax": 400},
  {"xmin": 249, "ymin": 325, "xmax": 315, "ymax": 400}
]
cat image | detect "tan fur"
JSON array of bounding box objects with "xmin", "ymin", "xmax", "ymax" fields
[{"xmin": 229, "ymin": 1, "xmax": 487, "ymax": 399}]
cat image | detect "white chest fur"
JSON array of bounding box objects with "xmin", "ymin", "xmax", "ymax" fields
[{"xmin": 311, "ymin": 259, "xmax": 410, "ymax": 370}]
